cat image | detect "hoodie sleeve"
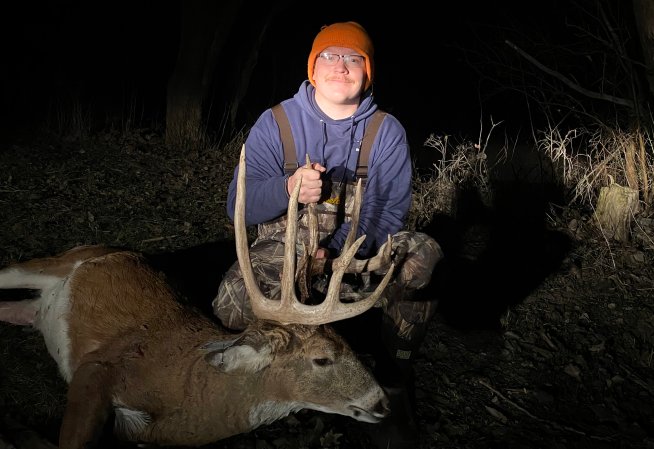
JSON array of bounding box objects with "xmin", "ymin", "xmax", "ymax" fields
[
  {"xmin": 326, "ymin": 115, "xmax": 412, "ymax": 257},
  {"xmin": 226, "ymin": 109, "xmax": 289, "ymax": 225}
]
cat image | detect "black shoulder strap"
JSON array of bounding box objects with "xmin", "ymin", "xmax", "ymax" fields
[
  {"xmin": 272, "ymin": 103, "xmax": 387, "ymax": 178},
  {"xmin": 355, "ymin": 110, "xmax": 387, "ymax": 180},
  {"xmin": 271, "ymin": 103, "xmax": 298, "ymax": 175}
]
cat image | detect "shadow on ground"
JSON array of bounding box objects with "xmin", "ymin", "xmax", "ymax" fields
[
  {"xmin": 143, "ymin": 177, "xmax": 575, "ymax": 344},
  {"xmin": 146, "ymin": 240, "xmax": 237, "ymax": 318},
  {"xmin": 422, "ymin": 179, "xmax": 573, "ymax": 330}
]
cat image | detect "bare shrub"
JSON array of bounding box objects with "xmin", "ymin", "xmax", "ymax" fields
[
  {"xmin": 44, "ymin": 98, "xmax": 93, "ymax": 142},
  {"xmin": 407, "ymin": 122, "xmax": 499, "ymax": 231},
  {"xmin": 212, "ymin": 126, "xmax": 247, "ymax": 170}
]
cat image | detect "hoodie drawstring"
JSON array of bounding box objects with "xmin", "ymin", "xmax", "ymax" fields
[
  {"xmin": 340, "ymin": 116, "xmax": 361, "ymax": 184},
  {"xmin": 320, "ymin": 119, "xmax": 326, "ymax": 166}
]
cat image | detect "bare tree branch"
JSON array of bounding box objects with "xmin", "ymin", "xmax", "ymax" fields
[{"xmin": 505, "ymin": 40, "xmax": 635, "ymax": 108}]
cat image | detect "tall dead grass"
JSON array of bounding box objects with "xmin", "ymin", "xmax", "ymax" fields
[
  {"xmin": 407, "ymin": 126, "xmax": 498, "ymax": 231},
  {"xmin": 537, "ymin": 126, "xmax": 653, "ymax": 213}
]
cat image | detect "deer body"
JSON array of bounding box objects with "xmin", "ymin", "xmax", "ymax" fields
[
  {"xmin": 0, "ymin": 245, "xmax": 389, "ymax": 447},
  {"xmin": 0, "ymin": 145, "xmax": 394, "ymax": 447}
]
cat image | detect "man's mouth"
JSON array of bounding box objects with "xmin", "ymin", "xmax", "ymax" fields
[{"xmin": 327, "ymin": 77, "xmax": 352, "ymax": 83}]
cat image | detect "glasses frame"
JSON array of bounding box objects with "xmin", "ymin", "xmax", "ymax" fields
[{"xmin": 317, "ymin": 52, "xmax": 366, "ymax": 69}]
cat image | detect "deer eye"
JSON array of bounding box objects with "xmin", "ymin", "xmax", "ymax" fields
[{"xmin": 313, "ymin": 358, "xmax": 333, "ymax": 367}]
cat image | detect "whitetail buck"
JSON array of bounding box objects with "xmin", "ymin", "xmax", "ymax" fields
[{"xmin": 0, "ymin": 145, "xmax": 395, "ymax": 448}]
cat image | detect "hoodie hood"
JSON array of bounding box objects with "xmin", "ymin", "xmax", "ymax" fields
[
  {"xmin": 289, "ymin": 81, "xmax": 379, "ymax": 182},
  {"xmin": 294, "ymin": 80, "xmax": 378, "ymax": 125}
]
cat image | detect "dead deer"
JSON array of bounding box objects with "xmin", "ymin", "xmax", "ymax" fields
[{"xmin": 0, "ymin": 145, "xmax": 394, "ymax": 448}]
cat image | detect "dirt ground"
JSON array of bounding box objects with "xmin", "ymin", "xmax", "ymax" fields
[{"xmin": 1, "ymin": 130, "xmax": 653, "ymax": 449}]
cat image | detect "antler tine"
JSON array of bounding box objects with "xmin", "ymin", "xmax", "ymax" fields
[
  {"xmin": 305, "ymin": 154, "xmax": 319, "ymax": 258},
  {"xmin": 340, "ymin": 234, "xmax": 393, "ymax": 273},
  {"xmin": 339, "ymin": 177, "xmax": 392, "ymax": 273},
  {"xmin": 296, "ymin": 155, "xmax": 318, "ymax": 303},
  {"xmin": 342, "ymin": 178, "xmax": 363, "ymax": 251},
  {"xmin": 323, "ymin": 237, "xmax": 395, "ymax": 322},
  {"xmin": 279, "ymin": 161, "xmax": 302, "ymax": 310},
  {"xmin": 310, "ymin": 177, "xmax": 393, "ymax": 275},
  {"xmin": 236, "ymin": 144, "xmax": 307, "ymax": 323},
  {"xmin": 235, "ymin": 145, "xmax": 280, "ymax": 317}
]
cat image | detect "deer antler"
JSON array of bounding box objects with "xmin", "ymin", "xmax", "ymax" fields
[
  {"xmin": 296, "ymin": 154, "xmax": 318, "ymax": 303},
  {"xmin": 298, "ymin": 155, "xmax": 393, "ymax": 288},
  {"xmin": 308, "ymin": 179, "xmax": 393, "ymax": 276},
  {"xmin": 235, "ymin": 145, "xmax": 394, "ymax": 325}
]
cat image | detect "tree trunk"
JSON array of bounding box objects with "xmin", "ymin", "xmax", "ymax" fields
[
  {"xmin": 593, "ymin": 183, "xmax": 640, "ymax": 242},
  {"xmin": 166, "ymin": 0, "xmax": 241, "ymax": 150},
  {"xmin": 633, "ymin": 0, "xmax": 654, "ymax": 99},
  {"xmin": 225, "ymin": 0, "xmax": 291, "ymax": 130}
]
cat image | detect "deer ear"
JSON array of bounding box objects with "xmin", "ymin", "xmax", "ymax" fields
[{"xmin": 204, "ymin": 338, "xmax": 273, "ymax": 373}]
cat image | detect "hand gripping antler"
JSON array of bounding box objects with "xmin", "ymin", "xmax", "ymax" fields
[{"xmin": 235, "ymin": 145, "xmax": 395, "ymax": 325}]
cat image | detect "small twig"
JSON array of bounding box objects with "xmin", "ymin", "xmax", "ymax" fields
[
  {"xmin": 140, "ymin": 235, "xmax": 178, "ymax": 244},
  {"xmin": 538, "ymin": 330, "xmax": 557, "ymax": 350},
  {"xmin": 618, "ymin": 363, "xmax": 654, "ymax": 395},
  {"xmin": 478, "ymin": 379, "xmax": 539, "ymax": 420}
]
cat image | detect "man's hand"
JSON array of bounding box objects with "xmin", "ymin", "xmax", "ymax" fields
[
  {"xmin": 315, "ymin": 247, "xmax": 330, "ymax": 259},
  {"xmin": 287, "ymin": 162, "xmax": 326, "ymax": 204}
]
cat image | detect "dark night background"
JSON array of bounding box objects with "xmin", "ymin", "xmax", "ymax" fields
[
  {"xmin": 0, "ymin": 1, "xmax": 645, "ymax": 328},
  {"xmin": 0, "ymin": 0, "xmax": 584, "ymax": 148},
  {"xmin": 2, "ymin": 3, "xmax": 654, "ymax": 449}
]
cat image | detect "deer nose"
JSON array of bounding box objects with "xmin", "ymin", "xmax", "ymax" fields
[{"xmin": 375, "ymin": 394, "xmax": 391, "ymax": 418}]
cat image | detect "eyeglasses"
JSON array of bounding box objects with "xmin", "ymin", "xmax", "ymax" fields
[{"xmin": 317, "ymin": 52, "xmax": 365, "ymax": 69}]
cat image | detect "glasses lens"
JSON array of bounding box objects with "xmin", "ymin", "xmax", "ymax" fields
[
  {"xmin": 319, "ymin": 53, "xmax": 336, "ymax": 64},
  {"xmin": 319, "ymin": 53, "xmax": 364, "ymax": 68},
  {"xmin": 344, "ymin": 55, "xmax": 364, "ymax": 68}
]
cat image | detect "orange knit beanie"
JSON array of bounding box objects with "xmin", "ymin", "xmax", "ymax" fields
[{"xmin": 307, "ymin": 21, "xmax": 374, "ymax": 91}]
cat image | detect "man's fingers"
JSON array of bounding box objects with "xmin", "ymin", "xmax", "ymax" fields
[
  {"xmin": 299, "ymin": 185, "xmax": 322, "ymax": 203},
  {"xmin": 311, "ymin": 162, "xmax": 327, "ymax": 173},
  {"xmin": 315, "ymin": 248, "xmax": 329, "ymax": 259},
  {"xmin": 300, "ymin": 166, "xmax": 322, "ymax": 180},
  {"xmin": 289, "ymin": 164, "xmax": 325, "ymax": 203}
]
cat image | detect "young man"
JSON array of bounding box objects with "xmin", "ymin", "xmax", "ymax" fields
[{"xmin": 213, "ymin": 21, "xmax": 444, "ymax": 448}]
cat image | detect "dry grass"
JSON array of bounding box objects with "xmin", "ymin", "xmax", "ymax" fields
[
  {"xmin": 407, "ymin": 122, "xmax": 501, "ymax": 231},
  {"xmin": 537, "ymin": 125, "xmax": 654, "ymax": 214}
]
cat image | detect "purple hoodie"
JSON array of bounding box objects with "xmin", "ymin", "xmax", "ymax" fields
[{"xmin": 226, "ymin": 81, "xmax": 412, "ymax": 256}]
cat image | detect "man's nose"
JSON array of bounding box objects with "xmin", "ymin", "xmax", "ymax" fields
[{"xmin": 334, "ymin": 59, "xmax": 348, "ymax": 71}]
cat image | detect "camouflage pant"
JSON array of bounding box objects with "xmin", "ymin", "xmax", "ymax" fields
[{"xmin": 212, "ymin": 231, "xmax": 444, "ymax": 340}]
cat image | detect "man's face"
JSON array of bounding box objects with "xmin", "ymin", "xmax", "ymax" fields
[{"xmin": 312, "ymin": 46, "xmax": 367, "ymax": 107}]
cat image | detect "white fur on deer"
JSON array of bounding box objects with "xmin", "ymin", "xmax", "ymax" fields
[{"xmin": 0, "ymin": 145, "xmax": 393, "ymax": 448}]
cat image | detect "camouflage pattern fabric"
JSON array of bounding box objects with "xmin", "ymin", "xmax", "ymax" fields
[
  {"xmin": 255, "ymin": 181, "xmax": 361, "ymax": 246},
  {"xmin": 213, "ymin": 181, "xmax": 444, "ymax": 338}
]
